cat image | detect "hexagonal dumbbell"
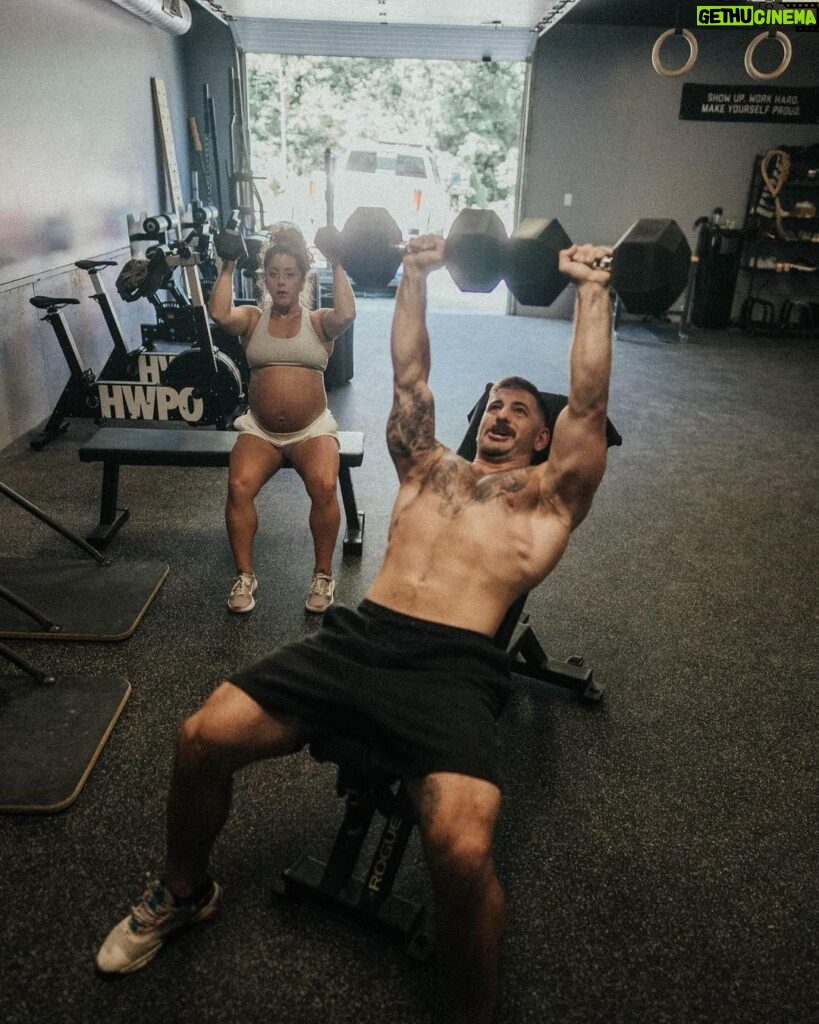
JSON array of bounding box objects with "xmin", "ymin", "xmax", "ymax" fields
[
  {"xmin": 317, "ymin": 207, "xmax": 508, "ymax": 293},
  {"xmin": 505, "ymin": 217, "xmax": 691, "ymax": 316},
  {"xmin": 318, "ymin": 207, "xmax": 691, "ymax": 317},
  {"xmin": 504, "ymin": 218, "xmax": 573, "ymax": 307},
  {"xmin": 445, "ymin": 209, "xmax": 508, "ymax": 293},
  {"xmin": 602, "ymin": 219, "xmax": 692, "ymax": 316}
]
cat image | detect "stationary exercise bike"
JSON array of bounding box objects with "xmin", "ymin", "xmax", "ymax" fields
[
  {"xmin": 30, "ymin": 227, "xmax": 245, "ymax": 448},
  {"xmin": 29, "ymin": 258, "xmax": 146, "ymax": 450},
  {"xmin": 122, "ymin": 208, "xmax": 250, "ymax": 387},
  {"xmin": 105, "ymin": 226, "xmax": 246, "ymax": 428}
]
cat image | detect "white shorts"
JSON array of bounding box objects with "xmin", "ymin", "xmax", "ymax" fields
[{"xmin": 233, "ymin": 407, "xmax": 339, "ymax": 459}]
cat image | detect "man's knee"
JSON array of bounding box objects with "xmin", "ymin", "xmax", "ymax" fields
[
  {"xmin": 176, "ymin": 706, "xmax": 231, "ymax": 771},
  {"xmin": 176, "ymin": 682, "xmax": 307, "ymax": 772},
  {"xmin": 423, "ymin": 822, "xmax": 495, "ymax": 887}
]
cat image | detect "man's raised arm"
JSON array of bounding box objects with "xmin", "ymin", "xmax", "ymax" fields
[
  {"xmin": 544, "ymin": 244, "xmax": 613, "ymax": 527},
  {"xmin": 386, "ymin": 236, "xmax": 446, "ymax": 480}
]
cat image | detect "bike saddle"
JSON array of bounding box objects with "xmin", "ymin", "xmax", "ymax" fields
[
  {"xmin": 29, "ymin": 296, "xmax": 80, "ymax": 310},
  {"xmin": 75, "ymin": 259, "xmax": 118, "ymax": 271}
]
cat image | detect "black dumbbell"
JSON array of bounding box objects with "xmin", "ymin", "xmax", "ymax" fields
[
  {"xmin": 315, "ymin": 209, "xmax": 401, "ymax": 288},
  {"xmin": 315, "ymin": 207, "xmax": 509, "ymax": 294},
  {"xmin": 213, "ymin": 209, "xmax": 248, "ymax": 263},
  {"xmin": 505, "ymin": 216, "xmax": 692, "ymax": 315},
  {"xmin": 320, "ymin": 206, "xmax": 691, "ymax": 317},
  {"xmin": 603, "ymin": 219, "xmax": 692, "ymax": 316},
  {"xmin": 503, "ymin": 218, "xmax": 574, "ymax": 307}
]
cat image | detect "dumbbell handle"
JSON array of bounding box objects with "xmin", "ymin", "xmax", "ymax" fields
[
  {"xmin": 402, "ymin": 237, "xmax": 614, "ymax": 267},
  {"xmin": 395, "ymin": 239, "xmax": 433, "ymax": 255},
  {"xmin": 335, "ymin": 238, "xmax": 435, "ymax": 261}
]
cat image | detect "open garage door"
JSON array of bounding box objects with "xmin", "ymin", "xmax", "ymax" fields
[{"xmin": 245, "ymin": 52, "xmax": 529, "ymax": 313}]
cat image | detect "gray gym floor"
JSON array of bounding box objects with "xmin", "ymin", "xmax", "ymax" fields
[{"xmin": 0, "ymin": 302, "xmax": 816, "ymax": 1024}]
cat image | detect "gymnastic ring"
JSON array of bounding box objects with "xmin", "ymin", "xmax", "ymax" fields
[
  {"xmin": 744, "ymin": 32, "xmax": 792, "ymax": 81},
  {"xmin": 651, "ymin": 28, "xmax": 698, "ymax": 77}
]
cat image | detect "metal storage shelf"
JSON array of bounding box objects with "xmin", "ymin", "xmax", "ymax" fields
[{"xmin": 738, "ymin": 148, "xmax": 819, "ymax": 337}]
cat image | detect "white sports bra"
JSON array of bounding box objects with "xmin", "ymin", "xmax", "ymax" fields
[{"xmin": 242, "ymin": 307, "xmax": 329, "ymax": 372}]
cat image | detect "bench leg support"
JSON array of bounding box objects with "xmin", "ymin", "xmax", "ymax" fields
[
  {"xmin": 507, "ymin": 617, "xmax": 605, "ymax": 702},
  {"xmin": 338, "ymin": 464, "xmax": 364, "ymax": 556},
  {"xmin": 86, "ymin": 462, "xmax": 129, "ymax": 550},
  {"xmin": 276, "ymin": 779, "xmax": 432, "ymax": 960}
]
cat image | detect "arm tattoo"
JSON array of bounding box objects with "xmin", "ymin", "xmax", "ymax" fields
[{"xmin": 387, "ymin": 387, "xmax": 436, "ymax": 464}]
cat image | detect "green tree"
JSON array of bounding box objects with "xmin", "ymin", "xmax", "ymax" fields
[
  {"xmin": 436, "ymin": 61, "xmax": 526, "ymax": 204},
  {"xmin": 246, "ymin": 54, "xmax": 525, "ymax": 206}
]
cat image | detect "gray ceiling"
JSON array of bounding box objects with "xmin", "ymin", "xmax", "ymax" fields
[
  {"xmin": 203, "ymin": 0, "xmax": 703, "ymax": 32},
  {"xmin": 564, "ymin": 0, "xmax": 701, "ymax": 27}
]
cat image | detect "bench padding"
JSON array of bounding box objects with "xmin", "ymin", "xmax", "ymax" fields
[
  {"xmin": 79, "ymin": 426, "xmax": 364, "ymax": 466},
  {"xmin": 78, "ymin": 426, "xmax": 365, "ymax": 552}
]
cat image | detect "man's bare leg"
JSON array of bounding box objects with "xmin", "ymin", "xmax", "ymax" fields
[
  {"xmin": 408, "ymin": 772, "xmax": 505, "ymax": 1024},
  {"xmin": 165, "ymin": 682, "xmax": 307, "ymax": 897}
]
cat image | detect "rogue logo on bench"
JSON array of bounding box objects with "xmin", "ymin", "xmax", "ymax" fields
[
  {"xmin": 367, "ymin": 814, "xmax": 404, "ymax": 894},
  {"xmin": 96, "ymin": 352, "xmax": 205, "ymax": 423}
]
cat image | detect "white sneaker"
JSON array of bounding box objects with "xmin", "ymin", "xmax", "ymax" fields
[
  {"xmin": 96, "ymin": 878, "xmax": 222, "ymax": 974},
  {"xmin": 227, "ymin": 572, "xmax": 257, "ymax": 613},
  {"xmin": 305, "ymin": 573, "xmax": 335, "ymax": 613}
]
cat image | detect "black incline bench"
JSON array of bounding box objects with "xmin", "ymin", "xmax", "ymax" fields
[{"xmin": 79, "ymin": 426, "xmax": 365, "ymax": 552}]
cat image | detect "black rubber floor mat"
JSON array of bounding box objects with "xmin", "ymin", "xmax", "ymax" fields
[
  {"xmin": 0, "ymin": 672, "xmax": 130, "ymax": 812},
  {"xmin": 0, "ymin": 558, "xmax": 169, "ymax": 640}
]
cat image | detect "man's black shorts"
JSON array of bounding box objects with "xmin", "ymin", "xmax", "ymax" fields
[{"xmin": 229, "ymin": 600, "xmax": 511, "ymax": 786}]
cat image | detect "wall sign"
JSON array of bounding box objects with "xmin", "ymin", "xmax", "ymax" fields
[{"xmin": 680, "ymin": 84, "xmax": 819, "ymax": 122}]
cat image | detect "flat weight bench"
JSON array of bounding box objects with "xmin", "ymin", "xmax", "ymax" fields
[{"xmin": 78, "ymin": 426, "xmax": 365, "ymax": 553}]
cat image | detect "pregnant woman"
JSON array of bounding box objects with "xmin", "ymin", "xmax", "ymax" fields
[{"xmin": 209, "ymin": 223, "xmax": 355, "ymax": 614}]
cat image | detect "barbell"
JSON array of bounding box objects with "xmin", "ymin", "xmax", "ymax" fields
[{"xmin": 316, "ymin": 207, "xmax": 692, "ymax": 317}]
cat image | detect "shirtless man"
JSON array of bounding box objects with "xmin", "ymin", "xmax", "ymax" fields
[{"xmin": 96, "ymin": 236, "xmax": 613, "ymax": 1024}]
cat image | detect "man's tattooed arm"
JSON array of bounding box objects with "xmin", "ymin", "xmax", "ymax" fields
[{"xmin": 386, "ymin": 383, "xmax": 440, "ymax": 478}]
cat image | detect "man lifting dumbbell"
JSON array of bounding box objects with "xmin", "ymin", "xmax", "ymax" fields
[
  {"xmin": 209, "ymin": 220, "xmax": 355, "ymax": 614},
  {"xmin": 95, "ymin": 230, "xmax": 614, "ymax": 1024}
]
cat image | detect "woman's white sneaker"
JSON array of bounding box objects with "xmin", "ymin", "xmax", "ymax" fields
[
  {"xmin": 305, "ymin": 573, "xmax": 335, "ymax": 613},
  {"xmin": 227, "ymin": 572, "xmax": 257, "ymax": 613}
]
